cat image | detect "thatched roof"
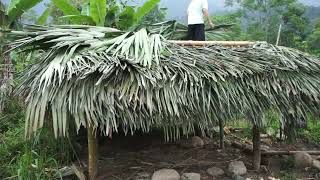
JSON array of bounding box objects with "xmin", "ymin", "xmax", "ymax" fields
[{"xmin": 7, "ymin": 25, "xmax": 320, "ymax": 140}]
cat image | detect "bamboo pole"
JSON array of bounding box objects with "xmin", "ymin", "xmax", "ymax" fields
[
  {"xmin": 252, "ymin": 124, "xmax": 261, "ymax": 170},
  {"xmin": 87, "ymin": 125, "xmax": 98, "ymax": 180},
  {"xmin": 276, "ymin": 24, "xmax": 282, "ymax": 46},
  {"xmin": 168, "ymin": 40, "xmax": 255, "ymax": 47}
]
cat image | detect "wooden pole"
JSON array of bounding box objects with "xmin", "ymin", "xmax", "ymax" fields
[
  {"xmin": 252, "ymin": 124, "xmax": 261, "ymax": 170},
  {"xmin": 219, "ymin": 119, "xmax": 225, "ymax": 150},
  {"xmin": 168, "ymin": 40, "xmax": 255, "ymax": 47},
  {"xmin": 276, "ymin": 24, "xmax": 282, "ymax": 46},
  {"xmin": 87, "ymin": 125, "xmax": 98, "ymax": 180}
]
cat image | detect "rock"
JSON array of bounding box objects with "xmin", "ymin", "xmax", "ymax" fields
[
  {"xmin": 312, "ymin": 160, "xmax": 320, "ymax": 170},
  {"xmin": 151, "ymin": 169, "xmax": 180, "ymax": 180},
  {"xmin": 261, "ymin": 138, "xmax": 273, "ymax": 145},
  {"xmin": 231, "ymin": 174, "xmax": 245, "ymax": 180},
  {"xmin": 316, "ymin": 156, "xmax": 320, "ymax": 161},
  {"xmin": 206, "ymin": 166, "xmax": 224, "ymax": 177},
  {"xmin": 294, "ymin": 152, "xmax": 313, "ymax": 168},
  {"xmin": 136, "ymin": 172, "xmax": 151, "ymax": 180},
  {"xmin": 224, "ymin": 127, "xmax": 231, "ymax": 134},
  {"xmin": 202, "ymin": 136, "xmax": 211, "ymax": 145},
  {"xmin": 228, "ymin": 161, "xmax": 247, "ymax": 176},
  {"xmin": 261, "ymin": 145, "xmax": 270, "ymax": 151},
  {"xmin": 191, "ymin": 136, "xmax": 204, "ymax": 148},
  {"xmin": 181, "ymin": 173, "xmax": 200, "ymax": 180},
  {"xmin": 267, "ymin": 177, "xmax": 280, "ymax": 180}
]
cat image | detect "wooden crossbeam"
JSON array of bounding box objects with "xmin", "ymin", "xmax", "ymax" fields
[{"xmin": 169, "ymin": 40, "xmax": 255, "ymax": 47}]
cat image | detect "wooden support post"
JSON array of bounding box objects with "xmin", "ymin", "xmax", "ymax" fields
[
  {"xmin": 219, "ymin": 119, "xmax": 224, "ymax": 150},
  {"xmin": 252, "ymin": 124, "xmax": 261, "ymax": 170},
  {"xmin": 88, "ymin": 125, "xmax": 98, "ymax": 180}
]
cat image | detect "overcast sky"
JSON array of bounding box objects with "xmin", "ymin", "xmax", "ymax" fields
[{"xmin": 3, "ymin": 0, "xmax": 320, "ymax": 20}]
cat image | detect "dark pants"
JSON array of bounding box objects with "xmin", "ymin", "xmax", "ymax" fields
[{"xmin": 188, "ymin": 24, "xmax": 205, "ymax": 41}]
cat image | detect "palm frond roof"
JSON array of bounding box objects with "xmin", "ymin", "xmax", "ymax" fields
[{"xmin": 7, "ymin": 25, "xmax": 320, "ymax": 140}]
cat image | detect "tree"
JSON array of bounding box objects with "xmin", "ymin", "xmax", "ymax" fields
[
  {"xmin": 307, "ymin": 19, "xmax": 320, "ymax": 56},
  {"xmin": 0, "ymin": 0, "xmax": 43, "ymax": 112},
  {"xmin": 281, "ymin": 3, "xmax": 309, "ymax": 48},
  {"xmin": 225, "ymin": 0, "xmax": 309, "ymax": 48}
]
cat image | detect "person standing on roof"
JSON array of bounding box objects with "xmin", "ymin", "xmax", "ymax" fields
[{"xmin": 187, "ymin": 0, "xmax": 214, "ymax": 41}]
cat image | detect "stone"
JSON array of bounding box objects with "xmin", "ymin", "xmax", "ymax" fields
[
  {"xmin": 181, "ymin": 173, "xmax": 200, "ymax": 180},
  {"xmin": 261, "ymin": 138, "xmax": 273, "ymax": 145},
  {"xmin": 267, "ymin": 177, "xmax": 280, "ymax": 180},
  {"xmin": 202, "ymin": 136, "xmax": 211, "ymax": 145},
  {"xmin": 151, "ymin": 169, "xmax": 180, "ymax": 180},
  {"xmin": 191, "ymin": 136, "xmax": 204, "ymax": 148},
  {"xmin": 206, "ymin": 166, "xmax": 224, "ymax": 177},
  {"xmin": 294, "ymin": 152, "xmax": 313, "ymax": 168},
  {"xmin": 316, "ymin": 155, "xmax": 320, "ymax": 161},
  {"xmin": 228, "ymin": 161, "xmax": 247, "ymax": 176},
  {"xmin": 261, "ymin": 145, "xmax": 270, "ymax": 151},
  {"xmin": 312, "ymin": 160, "xmax": 320, "ymax": 170},
  {"xmin": 231, "ymin": 174, "xmax": 245, "ymax": 180}
]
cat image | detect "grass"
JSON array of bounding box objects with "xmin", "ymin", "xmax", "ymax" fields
[{"xmin": 0, "ymin": 98, "xmax": 73, "ymax": 180}]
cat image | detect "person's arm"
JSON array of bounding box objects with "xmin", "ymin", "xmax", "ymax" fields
[{"xmin": 202, "ymin": 0, "xmax": 214, "ymax": 28}]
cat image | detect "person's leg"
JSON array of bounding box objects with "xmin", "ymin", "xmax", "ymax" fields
[
  {"xmin": 194, "ymin": 24, "xmax": 205, "ymax": 41},
  {"xmin": 187, "ymin": 24, "xmax": 195, "ymax": 40}
]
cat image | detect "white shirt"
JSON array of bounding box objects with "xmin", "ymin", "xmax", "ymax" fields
[{"xmin": 187, "ymin": 0, "xmax": 209, "ymax": 25}]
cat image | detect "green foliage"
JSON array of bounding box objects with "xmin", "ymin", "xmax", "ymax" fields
[
  {"xmin": 0, "ymin": 97, "xmax": 23, "ymax": 131},
  {"xmin": 52, "ymin": 0, "xmax": 81, "ymax": 16},
  {"xmin": 6, "ymin": 0, "xmax": 43, "ymax": 25},
  {"xmin": 50, "ymin": 0, "xmax": 161, "ymax": 29},
  {"xmin": 0, "ymin": 122, "xmax": 73, "ymax": 179},
  {"xmin": 141, "ymin": 5, "xmax": 167, "ymax": 25},
  {"xmin": 133, "ymin": 0, "xmax": 160, "ymax": 26},
  {"xmin": 90, "ymin": 0, "xmax": 107, "ymax": 26},
  {"xmin": 299, "ymin": 116, "xmax": 320, "ymax": 143},
  {"xmin": 280, "ymin": 173, "xmax": 297, "ymax": 180},
  {"xmin": 225, "ymin": 0, "xmax": 309, "ymax": 49},
  {"xmin": 36, "ymin": 8, "xmax": 50, "ymax": 25},
  {"xmin": 117, "ymin": 6, "xmax": 135, "ymax": 30},
  {"xmin": 211, "ymin": 12, "xmax": 246, "ymax": 40},
  {"xmin": 306, "ymin": 19, "xmax": 320, "ymax": 57}
]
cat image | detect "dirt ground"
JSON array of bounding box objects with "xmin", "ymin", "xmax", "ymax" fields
[{"xmin": 76, "ymin": 131, "xmax": 320, "ymax": 180}]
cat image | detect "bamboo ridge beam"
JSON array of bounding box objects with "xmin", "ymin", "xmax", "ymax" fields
[{"xmin": 168, "ymin": 40, "xmax": 255, "ymax": 47}]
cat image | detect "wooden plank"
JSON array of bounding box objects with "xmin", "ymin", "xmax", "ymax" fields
[{"xmin": 168, "ymin": 40, "xmax": 255, "ymax": 47}]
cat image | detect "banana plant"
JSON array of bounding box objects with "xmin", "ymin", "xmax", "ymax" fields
[
  {"xmin": 1, "ymin": 0, "xmax": 43, "ymax": 28},
  {"xmin": 52, "ymin": 0, "xmax": 160, "ymax": 29}
]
